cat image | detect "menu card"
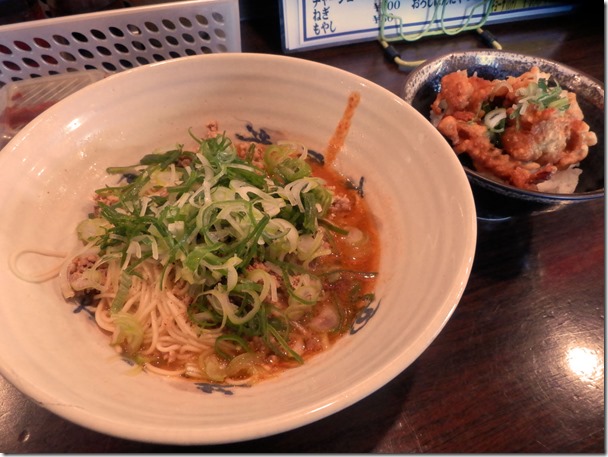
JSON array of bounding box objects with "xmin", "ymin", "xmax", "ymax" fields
[{"xmin": 280, "ymin": 0, "xmax": 576, "ymax": 52}]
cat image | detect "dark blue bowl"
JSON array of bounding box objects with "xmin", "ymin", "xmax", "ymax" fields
[{"xmin": 403, "ymin": 51, "xmax": 604, "ymax": 218}]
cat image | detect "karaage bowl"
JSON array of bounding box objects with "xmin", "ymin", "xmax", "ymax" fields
[{"xmin": 403, "ymin": 50, "xmax": 604, "ymax": 219}]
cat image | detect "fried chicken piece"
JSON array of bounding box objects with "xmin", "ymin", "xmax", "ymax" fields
[
  {"xmin": 431, "ymin": 67, "xmax": 597, "ymax": 191},
  {"xmin": 431, "ymin": 69, "xmax": 495, "ymax": 118},
  {"xmin": 501, "ymin": 93, "xmax": 597, "ymax": 168},
  {"xmin": 437, "ymin": 115, "xmax": 555, "ymax": 190}
]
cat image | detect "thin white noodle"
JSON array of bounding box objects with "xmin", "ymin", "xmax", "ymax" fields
[
  {"xmin": 141, "ymin": 310, "xmax": 160, "ymax": 355},
  {"xmin": 9, "ymin": 248, "xmax": 67, "ymax": 283},
  {"xmin": 120, "ymin": 291, "xmax": 142, "ymax": 314},
  {"xmin": 95, "ymin": 300, "xmax": 115, "ymax": 332},
  {"xmin": 135, "ymin": 289, "xmax": 157, "ymax": 323},
  {"xmin": 165, "ymin": 291, "xmax": 199, "ymax": 338},
  {"xmin": 144, "ymin": 364, "xmax": 186, "ymax": 376},
  {"xmin": 166, "ymin": 326, "xmax": 209, "ymax": 352},
  {"xmin": 156, "ymin": 342, "xmax": 182, "ymax": 353}
]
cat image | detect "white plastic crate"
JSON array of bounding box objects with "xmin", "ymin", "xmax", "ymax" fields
[{"xmin": 0, "ymin": 0, "xmax": 241, "ymax": 87}]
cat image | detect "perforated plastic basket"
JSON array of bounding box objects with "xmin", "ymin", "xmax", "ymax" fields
[{"xmin": 0, "ymin": 0, "xmax": 241, "ymax": 87}]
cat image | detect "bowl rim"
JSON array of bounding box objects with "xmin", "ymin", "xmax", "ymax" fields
[{"xmin": 402, "ymin": 49, "xmax": 605, "ymax": 201}]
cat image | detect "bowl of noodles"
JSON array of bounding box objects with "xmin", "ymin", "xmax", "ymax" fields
[
  {"xmin": 0, "ymin": 53, "xmax": 476, "ymax": 444},
  {"xmin": 403, "ymin": 50, "xmax": 604, "ymax": 218}
]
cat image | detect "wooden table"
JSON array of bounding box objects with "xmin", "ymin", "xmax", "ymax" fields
[{"xmin": 0, "ymin": 4, "xmax": 604, "ymax": 452}]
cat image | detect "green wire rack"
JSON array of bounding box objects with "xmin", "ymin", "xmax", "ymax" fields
[
  {"xmin": 378, "ymin": 0, "xmax": 495, "ymax": 43},
  {"xmin": 377, "ymin": 0, "xmax": 498, "ymax": 69}
]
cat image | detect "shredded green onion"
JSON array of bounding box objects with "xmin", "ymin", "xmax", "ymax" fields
[
  {"xmin": 510, "ymin": 77, "xmax": 570, "ymax": 123},
  {"xmin": 77, "ymin": 131, "xmax": 373, "ymax": 365}
]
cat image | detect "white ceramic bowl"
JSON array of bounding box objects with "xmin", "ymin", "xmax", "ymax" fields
[{"xmin": 0, "ymin": 53, "xmax": 476, "ymax": 444}]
